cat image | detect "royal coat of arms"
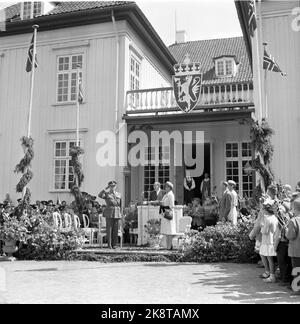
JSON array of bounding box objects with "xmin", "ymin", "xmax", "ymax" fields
[{"xmin": 172, "ymin": 54, "xmax": 202, "ymax": 113}]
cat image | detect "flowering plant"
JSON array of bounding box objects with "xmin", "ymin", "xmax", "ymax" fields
[
  {"xmin": 124, "ymin": 204, "xmax": 138, "ymax": 230},
  {"xmin": 0, "ymin": 214, "xmax": 29, "ymax": 242},
  {"xmin": 144, "ymin": 218, "xmax": 161, "ymax": 247}
]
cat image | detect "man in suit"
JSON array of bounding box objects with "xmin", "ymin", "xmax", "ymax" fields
[
  {"xmin": 98, "ymin": 180, "xmax": 122, "ymax": 249},
  {"xmin": 150, "ymin": 182, "xmax": 166, "ymax": 205},
  {"xmin": 219, "ymin": 181, "xmax": 232, "ymax": 222}
]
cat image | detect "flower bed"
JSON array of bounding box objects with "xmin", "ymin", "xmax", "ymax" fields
[
  {"xmin": 180, "ymin": 219, "xmax": 258, "ymax": 263},
  {"xmin": 0, "ymin": 211, "xmax": 85, "ymax": 260}
]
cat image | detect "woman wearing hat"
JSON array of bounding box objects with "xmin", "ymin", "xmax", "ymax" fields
[
  {"xmin": 98, "ymin": 181, "xmax": 122, "ymax": 249},
  {"xmin": 159, "ymin": 181, "xmax": 176, "ymax": 250}
]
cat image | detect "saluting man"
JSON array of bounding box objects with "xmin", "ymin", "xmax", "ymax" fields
[{"xmin": 98, "ymin": 181, "xmax": 122, "ymax": 249}]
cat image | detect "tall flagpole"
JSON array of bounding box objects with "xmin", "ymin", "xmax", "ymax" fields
[
  {"xmin": 27, "ymin": 24, "xmax": 39, "ymax": 137},
  {"xmin": 76, "ymin": 65, "xmax": 80, "ymax": 147},
  {"xmin": 263, "ymin": 42, "xmax": 268, "ymax": 119},
  {"xmin": 253, "ymin": 1, "xmax": 263, "ymax": 121}
]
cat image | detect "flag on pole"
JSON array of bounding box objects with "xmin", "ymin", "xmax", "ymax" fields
[
  {"xmin": 26, "ymin": 34, "xmax": 38, "ymax": 72},
  {"xmin": 247, "ymin": 0, "xmax": 257, "ymax": 37},
  {"xmin": 78, "ymin": 74, "xmax": 84, "ymax": 104},
  {"xmin": 263, "ymin": 49, "xmax": 286, "ymax": 76}
]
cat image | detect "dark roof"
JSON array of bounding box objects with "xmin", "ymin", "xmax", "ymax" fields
[
  {"xmin": 169, "ymin": 37, "xmax": 252, "ymax": 85},
  {"xmin": 0, "ymin": 1, "xmax": 176, "ymax": 75},
  {"xmin": 2, "ymin": 3, "xmax": 21, "ymax": 21},
  {"xmin": 2, "ymin": 1, "xmax": 134, "ymax": 22},
  {"xmin": 47, "ymin": 1, "xmax": 134, "ymax": 16}
]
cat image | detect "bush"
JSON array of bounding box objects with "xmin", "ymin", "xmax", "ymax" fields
[
  {"xmin": 180, "ymin": 219, "xmax": 258, "ymax": 263},
  {"xmin": 14, "ymin": 213, "xmax": 85, "ymax": 260}
]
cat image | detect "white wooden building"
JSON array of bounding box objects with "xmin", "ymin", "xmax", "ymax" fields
[
  {"xmin": 0, "ymin": 1, "xmax": 255, "ymax": 205},
  {"xmin": 236, "ymin": 0, "xmax": 300, "ymax": 188},
  {"xmin": 0, "ymin": 1, "xmax": 174, "ymax": 204}
]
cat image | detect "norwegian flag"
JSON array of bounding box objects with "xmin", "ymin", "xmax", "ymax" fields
[
  {"xmin": 247, "ymin": 1, "xmax": 257, "ymax": 37},
  {"xmin": 26, "ymin": 34, "xmax": 38, "ymax": 72},
  {"xmin": 263, "ymin": 49, "xmax": 286, "ymax": 76}
]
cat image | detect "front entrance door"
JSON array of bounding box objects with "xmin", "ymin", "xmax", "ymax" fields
[{"xmin": 184, "ymin": 142, "xmax": 211, "ymax": 204}]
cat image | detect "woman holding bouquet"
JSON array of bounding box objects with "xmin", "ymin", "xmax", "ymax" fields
[{"xmin": 160, "ymin": 182, "xmax": 176, "ymax": 250}]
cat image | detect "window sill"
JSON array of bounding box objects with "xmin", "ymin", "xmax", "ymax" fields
[{"xmin": 52, "ymin": 102, "xmax": 86, "ymax": 107}]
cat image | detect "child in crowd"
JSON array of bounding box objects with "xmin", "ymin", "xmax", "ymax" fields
[
  {"xmin": 259, "ymin": 198, "xmax": 279, "ymax": 283},
  {"xmin": 188, "ymin": 197, "xmax": 205, "ymax": 231},
  {"xmin": 286, "ymin": 197, "xmax": 300, "ymax": 290}
]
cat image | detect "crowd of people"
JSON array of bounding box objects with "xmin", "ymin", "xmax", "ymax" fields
[
  {"xmin": 0, "ymin": 191, "xmax": 104, "ymax": 228},
  {"xmin": 248, "ymin": 182, "xmax": 300, "ymax": 292}
]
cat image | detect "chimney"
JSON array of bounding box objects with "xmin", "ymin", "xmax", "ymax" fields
[{"xmin": 176, "ymin": 30, "xmax": 186, "ymax": 44}]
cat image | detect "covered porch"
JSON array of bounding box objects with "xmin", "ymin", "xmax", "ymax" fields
[{"xmin": 123, "ymin": 84, "xmax": 255, "ymax": 206}]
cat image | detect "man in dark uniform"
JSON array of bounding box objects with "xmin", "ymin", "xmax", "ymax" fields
[{"xmin": 98, "ymin": 181, "xmax": 122, "ymax": 249}]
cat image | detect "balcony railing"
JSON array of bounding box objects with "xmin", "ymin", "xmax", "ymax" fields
[{"xmin": 125, "ymin": 82, "xmax": 254, "ymax": 114}]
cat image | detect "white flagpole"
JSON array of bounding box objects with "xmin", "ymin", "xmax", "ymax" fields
[
  {"xmin": 263, "ymin": 42, "xmax": 268, "ymax": 119},
  {"xmin": 27, "ymin": 24, "xmax": 39, "ymax": 137},
  {"xmin": 76, "ymin": 65, "xmax": 80, "ymax": 147},
  {"xmin": 253, "ymin": 0, "xmax": 263, "ymax": 121}
]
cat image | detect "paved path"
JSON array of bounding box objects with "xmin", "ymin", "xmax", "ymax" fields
[{"xmin": 0, "ymin": 261, "xmax": 299, "ymax": 304}]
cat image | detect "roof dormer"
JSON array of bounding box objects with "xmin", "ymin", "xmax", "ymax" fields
[
  {"xmin": 20, "ymin": 1, "xmax": 54, "ymax": 20},
  {"xmin": 213, "ymin": 55, "xmax": 239, "ymax": 78}
]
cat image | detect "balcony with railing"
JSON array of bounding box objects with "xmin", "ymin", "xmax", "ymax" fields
[{"xmin": 125, "ymin": 82, "xmax": 254, "ymax": 115}]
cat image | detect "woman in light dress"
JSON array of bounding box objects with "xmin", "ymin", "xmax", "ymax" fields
[
  {"xmin": 160, "ymin": 181, "xmax": 177, "ymax": 250},
  {"xmin": 228, "ymin": 180, "xmax": 238, "ymax": 225},
  {"xmin": 259, "ymin": 198, "xmax": 279, "ymax": 283}
]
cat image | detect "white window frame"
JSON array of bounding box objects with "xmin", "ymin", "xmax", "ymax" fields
[
  {"xmin": 21, "ymin": 2, "xmax": 43, "ymax": 20},
  {"xmin": 225, "ymin": 141, "xmax": 253, "ymax": 197},
  {"xmin": 143, "ymin": 146, "xmax": 170, "ymax": 198},
  {"xmin": 56, "ymin": 54, "xmax": 84, "ymax": 104},
  {"xmin": 53, "ymin": 139, "xmax": 83, "ymax": 192},
  {"xmin": 130, "ymin": 53, "xmax": 141, "ymax": 91},
  {"xmin": 215, "ymin": 58, "xmax": 236, "ymax": 77}
]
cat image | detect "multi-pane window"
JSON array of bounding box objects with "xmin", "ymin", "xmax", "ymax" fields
[
  {"xmin": 21, "ymin": 2, "xmax": 42, "ymax": 20},
  {"xmin": 54, "ymin": 140, "xmax": 82, "ymax": 190},
  {"xmin": 225, "ymin": 142, "xmax": 253, "ymax": 198},
  {"xmin": 241, "ymin": 142, "xmax": 253, "ymax": 198},
  {"xmin": 225, "ymin": 60, "xmax": 233, "ymax": 75},
  {"xmin": 143, "ymin": 146, "xmax": 170, "ymax": 199},
  {"xmin": 130, "ymin": 55, "xmax": 140, "ymax": 90},
  {"xmin": 57, "ymin": 55, "xmax": 83, "ymax": 103},
  {"xmin": 217, "ymin": 61, "xmax": 224, "ymax": 76},
  {"xmin": 216, "ymin": 59, "xmax": 234, "ymax": 77}
]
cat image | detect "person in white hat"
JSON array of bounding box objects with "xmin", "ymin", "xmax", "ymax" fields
[
  {"xmin": 228, "ymin": 180, "xmax": 238, "ymax": 226},
  {"xmin": 160, "ymin": 181, "xmax": 176, "ymax": 250}
]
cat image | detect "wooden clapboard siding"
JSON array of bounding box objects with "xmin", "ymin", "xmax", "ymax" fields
[
  {"xmin": 0, "ymin": 18, "xmax": 173, "ymax": 203},
  {"xmin": 257, "ymin": 1, "xmax": 300, "ymax": 186}
]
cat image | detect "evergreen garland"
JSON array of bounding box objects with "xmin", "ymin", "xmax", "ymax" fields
[
  {"xmin": 69, "ymin": 145, "xmax": 85, "ymax": 216},
  {"xmin": 69, "ymin": 146, "xmax": 84, "ymax": 188},
  {"xmin": 250, "ymin": 118, "xmax": 275, "ymax": 198},
  {"xmin": 14, "ymin": 136, "xmax": 34, "ymax": 208}
]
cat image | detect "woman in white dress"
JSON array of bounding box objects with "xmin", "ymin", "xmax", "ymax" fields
[
  {"xmin": 160, "ymin": 181, "xmax": 176, "ymax": 250},
  {"xmin": 228, "ymin": 180, "xmax": 238, "ymax": 225}
]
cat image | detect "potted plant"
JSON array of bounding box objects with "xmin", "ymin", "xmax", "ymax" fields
[
  {"xmin": 144, "ymin": 218, "xmax": 161, "ymax": 249},
  {"xmin": 0, "ymin": 214, "xmax": 29, "ymax": 259}
]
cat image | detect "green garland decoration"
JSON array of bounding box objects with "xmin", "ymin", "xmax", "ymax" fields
[
  {"xmin": 249, "ymin": 118, "xmax": 275, "ymax": 200},
  {"xmin": 250, "ymin": 119, "xmax": 274, "ymax": 165},
  {"xmin": 69, "ymin": 146, "xmax": 84, "ymax": 188},
  {"xmin": 69, "ymin": 145, "xmax": 85, "ymax": 215},
  {"xmin": 14, "ymin": 136, "xmax": 34, "ymax": 208},
  {"xmin": 15, "ymin": 136, "xmax": 34, "ymax": 174}
]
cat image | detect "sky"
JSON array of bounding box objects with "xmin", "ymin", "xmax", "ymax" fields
[{"xmin": 0, "ymin": 0, "xmax": 242, "ymax": 45}]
